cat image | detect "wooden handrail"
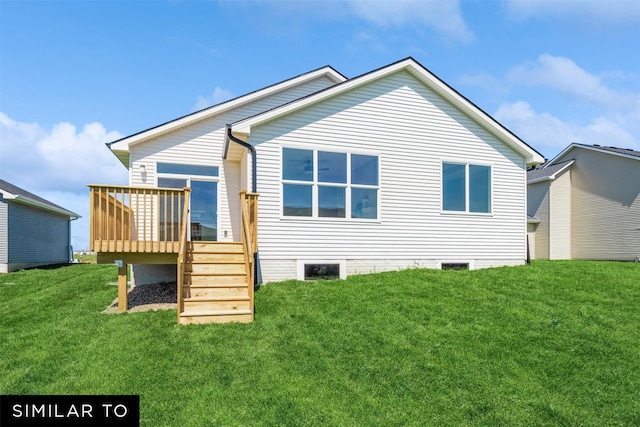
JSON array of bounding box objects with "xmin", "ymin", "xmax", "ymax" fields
[
  {"xmin": 176, "ymin": 188, "xmax": 191, "ymax": 322},
  {"xmin": 240, "ymin": 190, "xmax": 259, "ymax": 320},
  {"xmin": 88, "ymin": 184, "xmax": 189, "ymax": 253}
]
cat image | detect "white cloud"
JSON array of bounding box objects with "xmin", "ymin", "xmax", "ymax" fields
[
  {"xmin": 0, "ymin": 112, "xmax": 128, "ymax": 249},
  {"xmin": 225, "ymin": 0, "xmax": 473, "ymax": 44},
  {"xmin": 504, "ymin": 0, "xmax": 640, "ymax": 26},
  {"xmin": 495, "ymin": 101, "xmax": 639, "ymax": 158},
  {"xmin": 346, "ymin": 0, "xmax": 474, "ymax": 42},
  {"xmin": 192, "ymin": 87, "xmax": 235, "ymax": 111},
  {"xmin": 507, "ymin": 54, "xmax": 634, "ymax": 109}
]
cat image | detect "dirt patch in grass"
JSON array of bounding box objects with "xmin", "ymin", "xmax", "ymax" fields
[{"xmin": 102, "ymin": 282, "xmax": 177, "ymax": 314}]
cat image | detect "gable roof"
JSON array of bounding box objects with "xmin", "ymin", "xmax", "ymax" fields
[
  {"xmin": 549, "ymin": 143, "xmax": 640, "ymax": 165},
  {"xmin": 527, "ymin": 159, "xmax": 574, "ymax": 183},
  {"xmin": 231, "ymin": 57, "xmax": 545, "ymax": 166},
  {"xmin": 108, "ymin": 65, "xmax": 347, "ymax": 166},
  {"xmin": 0, "ymin": 180, "xmax": 80, "ymax": 218}
]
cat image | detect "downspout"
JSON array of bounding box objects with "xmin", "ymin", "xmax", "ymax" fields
[
  {"xmin": 225, "ymin": 124, "xmax": 261, "ymax": 287},
  {"xmin": 225, "ymin": 124, "xmax": 257, "ymax": 193}
]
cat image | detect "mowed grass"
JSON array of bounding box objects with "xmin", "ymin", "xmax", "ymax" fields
[{"xmin": 1, "ymin": 261, "xmax": 638, "ymax": 426}]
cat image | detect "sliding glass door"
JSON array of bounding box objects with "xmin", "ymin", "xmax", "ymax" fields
[
  {"xmin": 189, "ymin": 180, "xmax": 217, "ymax": 241},
  {"xmin": 158, "ymin": 177, "xmax": 218, "ymax": 242}
]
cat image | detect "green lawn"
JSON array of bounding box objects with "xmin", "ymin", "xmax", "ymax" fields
[{"xmin": 1, "ymin": 261, "xmax": 638, "ymax": 426}]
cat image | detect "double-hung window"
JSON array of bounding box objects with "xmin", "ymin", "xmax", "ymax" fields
[
  {"xmin": 282, "ymin": 148, "xmax": 379, "ymax": 219},
  {"xmin": 442, "ymin": 162, "xmax": 491, "ymax": 213}
]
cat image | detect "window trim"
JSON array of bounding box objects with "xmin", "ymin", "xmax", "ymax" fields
[
  {"xmin": 281, "ymin": 146, "xmax": 381, "ymax": 221},
  {"xmin": 440, "ymin": 160, "xmax": 493, "ymax": 215}
]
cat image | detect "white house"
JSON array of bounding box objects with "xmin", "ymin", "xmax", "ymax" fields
[{"xmin": 92, "ymin": 58, "xmax": 544, "ymax": 323}]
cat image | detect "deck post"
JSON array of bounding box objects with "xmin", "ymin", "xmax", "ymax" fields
[{"xmin": 117, "ymin": 263, "xmax": 128, "ymax": 313}]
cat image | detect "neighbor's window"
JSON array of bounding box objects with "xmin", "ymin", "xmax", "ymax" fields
[
  {"xmin": 282, "ymin": 148, "xmax": 378, "ymax": 219},
  {"xmin": 442, "ymin": 162, "xmax": 491, "ymax": 213}
]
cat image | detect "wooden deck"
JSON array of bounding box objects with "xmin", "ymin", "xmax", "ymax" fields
[{"xmin": 88, "ymin": 184, "xmax": 259, "ymax": 324}]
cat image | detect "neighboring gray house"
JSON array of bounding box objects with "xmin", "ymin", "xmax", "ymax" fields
[
  {"xmin": 0, "ymin": 180, "xmax": 80, "ymax": 273},
  {"xmin": 527, "ymin": 143, "xmax": 640, "ymax": 261}
]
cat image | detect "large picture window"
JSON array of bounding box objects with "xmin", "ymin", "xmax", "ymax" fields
[
  {"xmin": 442, "ymin": 162, "xmax": 491, "ymax": 213},
  {"xmin": 282, "ymin": 148, "xmax": 378, "ymax": 219}
]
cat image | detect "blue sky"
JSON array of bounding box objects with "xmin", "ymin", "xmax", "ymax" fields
[{"xmin": 1, "ymin": 0, "xmax": 639, "ymax": 250}]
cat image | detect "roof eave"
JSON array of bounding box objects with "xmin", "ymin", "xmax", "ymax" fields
[
  {"xmin": 550, "ymin": 143, "xmax": 640, "ymax": 163},
  {"xmin": 12, "ymin": 195, "xmax": 81, "ymax": 219},
  {"xmin": 527, "ymin": 160, "xmax": 574, "ymax": 184},
  {"xmin": 528, "ymin": 176, "xmax": 552, "ymax": 185}
]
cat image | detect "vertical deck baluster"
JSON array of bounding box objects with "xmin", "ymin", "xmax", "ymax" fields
[
  {"xmin": 134, "ymin": 188, "xmax": 139, "ymax": 252},
  {"xmin": 99, "ymin": 188, "xmax": 104, "ymax": 252},
  {"xmin": 119, "ymin": 187, "xmax": 125, "ymax": 251}
]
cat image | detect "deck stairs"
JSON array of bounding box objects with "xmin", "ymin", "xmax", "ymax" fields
[{"xmin": 179, "ymin": 242, "xmax": 253, "ymax": 325}]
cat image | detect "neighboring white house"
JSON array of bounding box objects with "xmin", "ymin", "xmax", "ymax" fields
[
  {"xmin": 0, "ymin": 180, "xmax": 80, "ymax": 273},
  {"xmin": 527, "ymin": 143, "xmax": 640, "ymax": 261},
  {"xmin": 107, "ymin": 57, "xmax": 544, "ymax": 284}
]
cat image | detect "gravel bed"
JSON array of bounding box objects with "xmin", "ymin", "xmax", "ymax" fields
[{"xmin": 102, "ymin": 282, "xmax": 177, "ymax": 314}]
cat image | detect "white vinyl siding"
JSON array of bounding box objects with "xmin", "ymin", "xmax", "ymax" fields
[
  {"xmin": 128, "ymin": 75, "xmax": 337, "ymax": 284},
  {"xmin": 249, "ymin": 70, "xmax": 527, "ymax": 281},
  {"xmin": 130, "ymin": 76, "xmax": 337, "ymax": 242}
]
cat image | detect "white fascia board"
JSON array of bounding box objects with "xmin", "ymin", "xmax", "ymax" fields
[
  {"xmin": 0, "ymin": 189, "xmax": 16, "ymax": 200},
  {"xmin": 12, "ymin": 195, "xmax": 80, "ymax": 219},
  {"xmin": 549, "ymin": 143, "xmax": 640, "ymax": 164},
  {"xmin": 527, "ymin": 176, "xmax": 552, "ymax": 185},
  {"xmin": 109, "ymin": 67, "xmax": 347, "ymax": 153},
  {"xmin": 232, "ymin": 58, "xmax": 545, "ymax": 166}
]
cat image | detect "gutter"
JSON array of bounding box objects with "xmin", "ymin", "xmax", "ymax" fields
[{"xmin": 225, "ymin": 124, "xmax": 257, "ymax": 193}]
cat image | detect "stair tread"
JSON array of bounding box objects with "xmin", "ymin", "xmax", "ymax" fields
[
  {"xmin": 186, "ymin": 261, "xmax": 245, "ymax": 264},
  {"xmin": 185, "ymin": 273, "xmax": 246, "ymax": 277},
  {"xmin": 180, "ymin": 309, "xmax": 252, "ymax": 317},
  {"xmin": 183, "ymin": 296, "xmax": 250, "ymax": 302},
  {"xmin": 182, "ymin": 283, "xmax": 248, "ymax": 288}
]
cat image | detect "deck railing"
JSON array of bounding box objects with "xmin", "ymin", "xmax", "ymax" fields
[
  {"xmin": 176, "ymin": 188, "xmax": 191, "ymax": 322},
  {"xmin": 240, "ymin": 191, "xmax": 259, "ymax": 319},
  {"xmin": 88, "ymin": 184, "xmax": 190, "ymax": 253}
]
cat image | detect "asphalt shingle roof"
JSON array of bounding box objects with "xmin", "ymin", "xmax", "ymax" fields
[
  {"xmin": 0, "ymin": 179, "xmax": 79, "ymax": 217},
  {"xmin": 527, "ymin": 159, "xmax": 574, "ymax": 181},
  {"xmin": 581, "ymin": 144, "xmax": 640, "ymax": 158}
]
